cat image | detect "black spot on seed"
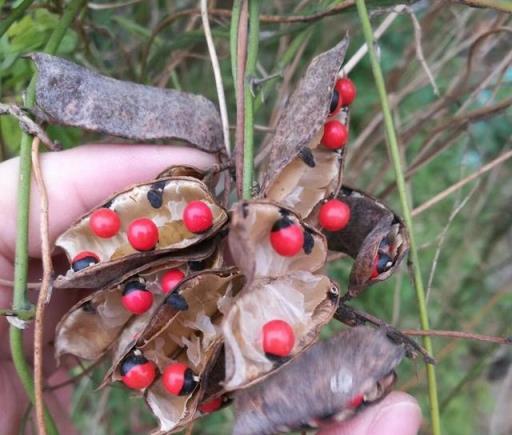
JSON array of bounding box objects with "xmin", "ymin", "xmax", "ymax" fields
[
  {"xmin": 120, "ymin": 352, "xmax": 149, "ymax": 376},
  {"xmin": 266, "ymin": 353, "xmax": 291, "ymax": 366},
  {"xmin": 72, "ymin": 256, "xmax": 99, "ymax": 272},
  {"xmin": 341, "ymin": 186, "xmax": 354, "ymax": 196},
  {"xmin": 376, "ymin": 253, "xmax": 393, "ymax": 274},
  {"xmin": 298, "ymin": 147, "xmax": 316, "ymax": 168},
  {"xmin": 123, "ymin": 279, "xmax": 146, "ymax": 295},
  {"xmin": 147, "ymin": 180, "xmax": 167, "ymax": 209},
  {"xmin": 329, "ymin": 89, "xmax": 339, "ymax": 114},
  {"xmin": 181, "ymin": 368, "xmax": 198, "ymax": 395},
  {"xmin": 165, "ymin": 292, "xmax": 189, "ymax": 311},
  {"xmin": 271, "ymin": 215, "xmax": 294, "ymax": 232},
  {"xmin": 303, "ymin": 229, "xmax": 315, "ymax": 254}
]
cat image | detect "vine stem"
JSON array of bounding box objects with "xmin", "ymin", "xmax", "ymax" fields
[
  {"xmin": 9, "ymin": 1, "xmax": 87, "ymax": 434},
  {"xmin": 242, "ymin": 0, "xmax": 260, "ymax": 199},
  {"xmin": 354, "ymin": 1, "xmax": 442, "ymax": 434}
]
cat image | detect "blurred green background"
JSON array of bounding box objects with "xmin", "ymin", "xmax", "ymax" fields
[{"xmin": 1, "ymin": 0, "xmax": 511, "ymax": 434}]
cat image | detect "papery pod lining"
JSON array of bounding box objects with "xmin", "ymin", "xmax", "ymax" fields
[
  {"xmin": 32, "ymin": 53, "xmax": 225, "ymax": 158},
  {"xmin": 259, "ymin": 38, "xmax": 349, "ymax": 217},
  {"xmin": 55, "ymin": 176, "xmax": 227, "ymax": 289},
  {"xmin": 228, "ymin": 201, "xmax": 327, "ymax": 282},
  {"xmin": 233, "ymin": 326, "xmax": 405, "ymax": 435},
  {"xmin": 223, "ymin": 271, "xmax": 339, "ymax": 391}
]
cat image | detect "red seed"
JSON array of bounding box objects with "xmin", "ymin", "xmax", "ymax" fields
[
  {"xmin": 127, "ymin": 218, "xmax": 159, "ymax": 251},
  {"xmin": 160, "ymin": 268, "xmax": 185, "ymax": 294},
  {"xmin": 89, "ymin": 208, "xmax": 121, "ymax": 238},
  {"xmin": 347, "ymin": 393, "xmax": 364, "ymax": 409},
  {"xmin": 183, "ymin": 201, "xmax": 213, "ymax": 233},
  {"xmin": 318, "ymin": 199, "xmax": 351, "ymax": 231},
  {"xmin": 121, "ymin": 355, "xmax": 156, "ymax": 390},
  {"xmin": 198, "ymin": 396, "xmax": 223, "ymax": 414},
  {"xmin": 71, "ymin": 251, "xmax": 100, "ymax": 272},
  {"xmin": 262, "ymin": 319, "xmax": 295, "ymax": 357},
  {"xmin": 336, "ymin": 77, "xmax": 357, "ymax": 106},
  {"xmin": 270, "ymin": 218, "xmax": 304, "ymax": 257},
  {"xmin": 321, "ymin": 120, "xmax": 348, "ymax": 150},
  {"xmin": 122, "ymin": 281, "xmax": 153, "ymax": 315},
  {"xmin": 162, "ymin": 362, "xmax": 197, "ymax": 396}
]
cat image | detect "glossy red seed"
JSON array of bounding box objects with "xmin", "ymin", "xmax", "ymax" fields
[
  {"xmin": 347, "ymin": 393, "xmax": 364, "ymax": 409},
  {"xmin": 198, "ymin": 397, "xmax": 223, "ymax": 414},
  {"xmin": 122, "ymin": 361, "xmax": 156, "ymax": 390},
  {"xmin": 183, "ymin": 201, "xmax": 213, "ymax": 233},
  {"xmin": 262, "ymin": 319, "xmax": 295, "ymax": 357},
  {"xmin": 72, "ymin": 251, "xmax": 100, "ymax": 263},
  {"xmin": 321, "ymin": 120, "xmax": 348, "ymax": 150},
  {"xmin": 89, "ymin": 208, "xmax": 121, "ymax": 238},
  {"xmin": 127, "ymin": 218, "xmax": 159, "ymax": 251},
  {"xmin": 160, "ymin": 269, "xmax": 185, "ymax": 294},
  {"xmin": 319, "ymin": 199, "xmax": 351, "ymax": 231},
  {"xmin": 336, "ymin": 77, "xmax": 357, "ymax": 106},
  {"xmin": 162, "ymin": 362, "xmax": 189, "ymax": 395},
  {"xmin": 122, "ymin": 289, "xmax": 153, "ymax": 314},
  {"xmin": 270, "ymin": 223, "xmax": 304, "ymax": 257}
]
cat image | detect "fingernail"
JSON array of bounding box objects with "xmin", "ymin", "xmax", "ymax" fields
[{"xmin": 367, "ymin": 401, "xmax": 422, "ymax": 435}]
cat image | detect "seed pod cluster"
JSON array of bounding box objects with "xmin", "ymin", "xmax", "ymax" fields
[{"xmin": 46, "ymin": 37, "xmax": 416, "ymax": 434}]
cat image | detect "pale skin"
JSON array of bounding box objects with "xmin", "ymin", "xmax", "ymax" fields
[{"xmin": 0, "ymin": 145, "xmax": 422, "ymax": 434}]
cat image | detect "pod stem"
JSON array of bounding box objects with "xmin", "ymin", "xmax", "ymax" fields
[
  {"xmin": 10, "ymin": 1, "xmax": 87, "ymax": 434},
  {"xmin": 242, "ymin": 0, "xmax": 261, "ymax": 199},
  {"xmin": 354, "ymin": 1, "xmax": 442, "ymax": 434}
]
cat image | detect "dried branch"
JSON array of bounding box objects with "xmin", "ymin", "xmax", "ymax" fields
[{"xmin": 402, "ymin": 329, "xmax": 512, "ymax": 345}]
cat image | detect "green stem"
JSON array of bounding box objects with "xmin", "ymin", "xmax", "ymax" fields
[
  {"xmin": 230, "ymin": 0, "xmax": 241, "ymax": 88},
  {"xmin": 354, "ymin": 1, "xmax": 442, "ymax": 434},
  {"xmin": 10, "ymin": 1, "xmax": 87, "ymax": 434},
  {"xmin": 242, "ymin": 0, "xmax": 260, "ymax": 199},
  {"xmin": 0, "ymin": 0, "xmax": 35, "ymax": 38}
]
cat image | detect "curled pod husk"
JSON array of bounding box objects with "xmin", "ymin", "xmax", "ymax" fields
[
  {"xmin": 55, "ymin": 247, "xmax": 220, "ymax": 362},
  {"xmin": 31, "ymin": 53, "xmax": 225, "ymax": 159},
  {"xmin": 259, "ymin": 38, "xmax": 349, "ymax": 218},
  {"xmin": 54, "ymin": 176, "xmax": 227, "ymax": 289},
  {"xmin": 323, "ymin": 186, "xmax": 409, "ymax": 297},
  {"xmin": 233, "ymin": 326, "xmax": 405, "ymax": 435},
  {"xmin": 223, "ymin": 271, "xmax": 340, "ymax": 391},
  {"xmin": 228, "ymin": 201, "xmax": 327, "ymax": 282}
]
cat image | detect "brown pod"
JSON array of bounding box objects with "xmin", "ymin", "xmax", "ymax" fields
[
  {"xmin": 233, "ymin": 326, "xmax": 405, "ymax": 435},
  {"xmin": 54, "ymin": 176, "xmax": 227, "ymax": 289},
  {"xmin": 259, "ymin": 38, "xmax": 349, "ymax": 218},
  {"xmin": 222, "ymin": 272, "xmax": 339, "ymax": 391},
  {"xmin": 54, "ymin": 248, "xmax": 218, "ymax": 362},
  {"xmin": 31, "ymin": 54, "xmax": 225, "ymax": 158},
  {"xmin": 228, "ymin": 200, "xmax": 327, "ymax": 282},
  {"xmin": 322, "ymin": 186, "xmax": 409, "ymax": 297}
]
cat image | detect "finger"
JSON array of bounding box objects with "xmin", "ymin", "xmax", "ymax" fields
[
  {"xmin": 317, "ymin": 392, "xmax": 422, "ymax": 435},
  {"xmin": 0, "ymin": 144, "xmax": 217, "ymax": 259}
]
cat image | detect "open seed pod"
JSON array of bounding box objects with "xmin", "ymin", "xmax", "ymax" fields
[
  {"xmin": 259, "ymin": 38, "xmax": 349, "ymax": 218},
  {"xmin": 233, "ymin": 326, "xmax": 405, "ymax": 435},
  {"xmin": 228, "ymin": 201, "xmax": 327, "ymax": 281},
  {"xmin": 31, "ymin": 53, "xmax": 225, "ymax": 159},
  {"xmin": 102, "ymin": 269, "xmax": 243, "ymax": 433},
  {"xmin": 222, "ymin": 271, "xmax": 340, "ymax": 391},
  {"xmin": 322, "ymin": 186, "xmax": 409, "ymax": 297},
  {"xmin": 54, "ymin": 176, "xmax": 227, "ymax": 289},
  {"xmin": 55, "ymin": 248, "xmax": 220, "ymax": 362}
]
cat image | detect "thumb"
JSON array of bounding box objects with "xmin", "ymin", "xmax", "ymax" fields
[{"xmin": 317, "ymin": 392, "xmax": 422, "ymax": 435}]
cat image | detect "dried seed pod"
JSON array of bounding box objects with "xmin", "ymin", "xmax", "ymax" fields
[
  {"xmin": 259, "ymin": 38, "xmax": 349, "ymax": 218},
  {"xmin": 223, "ymin": 272, "xmax": 339, "ymax": 391},
  {"xmin": 228, "ymin": 201, "xmax": 327, "ymax": 282},
  {"xmin": 31, "ymin": 54, "xmax": 225, "ymax": 158},
  {"xmin": 55, "ymin": 250, "xmax": 218, "ymax": 362},
  {"xmin": 54, "ymin": 176, "xmax": 227, "ymax": 289},
  {"xmin": 233, "ymin": 326, "xmax": 405, "ymax": 435},
  {"xmin": 322, "ymin": 186, "xmax": 409, "ymax": 297}
]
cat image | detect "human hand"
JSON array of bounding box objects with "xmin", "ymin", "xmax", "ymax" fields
[
  {"xmin": 0, "ymin": 144, "xmax": 216, "ymax": 434},
  {"xmin": 317, "ymin": 391, "xmax": 422, "ymax": 435}
]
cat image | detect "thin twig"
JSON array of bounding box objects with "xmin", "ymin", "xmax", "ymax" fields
[
  {"xmin": 402, "ymin": 329, "xmax": 511, "ymax": 345},
  {"xmin": 412, "ymin": 149, "xmax": 512, "ymax": 217},
  {"xmin": 0, "ymin": 104, "xmax": 60, "ymax": 151},
  {"xmin": 355, "ymin": 1, "xmax": 441, "ymax": 433},
  {"xmin": 0, "ymin": 278, "xmax": 40, "ymax": 289},
  {"xmin": 200, "ymin": 0, "xmax": 231, "ymax": 157},
  {"xmin": 234, "ymin": 0, "xmax": 248, "ymax": 198},
  {"xmin": 32, "ymin": 136, "xmax": 54, "ymax": 435}
]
